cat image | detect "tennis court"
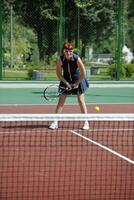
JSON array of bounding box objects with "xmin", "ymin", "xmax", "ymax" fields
[{"xmin": 0, "ymin": 81, "xmax": 134, "ymax": 200}]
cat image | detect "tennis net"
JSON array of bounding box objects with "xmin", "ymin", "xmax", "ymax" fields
[{"xmin": 0, "ymin": 113, "xmax": 134, "ymax": 200}]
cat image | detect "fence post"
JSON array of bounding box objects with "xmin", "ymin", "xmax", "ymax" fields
[
  {"xmin": 0, "ymin": 0, "xmax": 2, "ymax": 80},
  {"xmin": 115, "ymin": 0, "xmax": 124, "ymax": 80},
  {"xmin": 57, "ymin": 0, "xmax": 65, "ymax": 55}
]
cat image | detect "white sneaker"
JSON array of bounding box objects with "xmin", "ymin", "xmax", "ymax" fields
[
  {"xmin": 49, "ymin": 121, "xmax": 58, "ymax": 129},
  {"xmin": 82, "ymin": 121, "xmax": 89, "ymax": 130}
]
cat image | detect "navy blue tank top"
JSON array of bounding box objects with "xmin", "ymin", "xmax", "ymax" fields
[
  {"xmin": 60, "ymin": 53, "xmax": 80, "ymax": 83},
  {"xmin": 59, "ymin": 53, "xmax": 89, "ymax": 94}
]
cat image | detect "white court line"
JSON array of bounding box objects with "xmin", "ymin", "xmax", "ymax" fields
[
  {"xmin": 1, "ymin": 128, "xmax": 134, "ymax": 135},
  {"xmin": 70, "ymin": 130, "xmax": 134, "ymax": 165},
  {"xmin": 87, "ymin": 128, "xmax": 134, "ymax": 131},
  {"xmin": 0, "ymin": 83, "xmax": 134, "ymax": 88}
]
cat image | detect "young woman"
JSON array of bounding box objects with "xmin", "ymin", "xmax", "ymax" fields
[{"xmin": 49, "ymin": 42, "xmax": 89, "ymax": 129}]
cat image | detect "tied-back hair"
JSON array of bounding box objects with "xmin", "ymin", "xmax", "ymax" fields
[{"xmin": 61, "ymin": 42, "xmax": 74, "ymax": 54}]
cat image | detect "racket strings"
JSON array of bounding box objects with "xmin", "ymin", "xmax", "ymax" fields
[{"xmin": 44, "ymin": 85, "xmax": 59, "ymax": 100}]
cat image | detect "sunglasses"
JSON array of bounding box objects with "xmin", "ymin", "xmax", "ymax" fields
[{"xmin": 64, "ymin": 50, "xmax": 73, "ymax": 53}]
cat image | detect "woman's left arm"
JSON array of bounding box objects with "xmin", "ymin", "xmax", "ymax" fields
[{"xmin": 74, "ymin": 57, "xmax": 86, "ymax": 87}]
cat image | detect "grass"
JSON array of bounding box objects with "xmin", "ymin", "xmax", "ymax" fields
[{"xmin": 3, "ymin": 69, "xmax": 29, "ymax": 80}]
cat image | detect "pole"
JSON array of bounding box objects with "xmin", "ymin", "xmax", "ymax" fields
[
  {"xmin": 58, "ymin": 0, "xmax": 65, "ymax": 54},
  {"xmin": 77, "ymin": 7, "xmax": 80, "ymax": 50},
  {"xmin": 115, "ymin": 0, "xmax": 124, "ymax": 80},
  {"xmin": 10, "ymin": 5, "xmax": 13, "ymax": 68},
  {"xmin": 0, "ymin": 0, "xmax": 2, "ymax": 79}
]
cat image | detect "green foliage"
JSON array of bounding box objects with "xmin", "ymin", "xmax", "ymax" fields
[
  {"xmin": 108, "ymin": 63, "xmax": 134, "ymax": 79},
  {"xmin": 2, "ymin": 0, "xmax": 134, "ymax": 81},
  {"xmin": 74, "ymin": 0, "xmax": 95, "ymax": 8},
  {"xmin": 124, "ymin": 64, "xmax": 134, "ymax": 77},
  {"xmin": 125, "ymin": 0, "xmax": 134, "ymax": 51},
  {"xmin": 26, "ymin": 62, "xmax": 45, "ymax": 79},
  {"xmin": 3, "ymin": 0, "xmax": 134, "ymax": 58},
  {"xmin": 3, "ymin": 16, "xmax": 38, "ymax": 68},
  {"xmin": 27, "ymin": 68, "xmax": 34, "ymax": 79}
]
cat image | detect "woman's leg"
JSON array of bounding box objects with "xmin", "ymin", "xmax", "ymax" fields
[
  {"xmin": 49, "ymin": 94, "xmax": 67, "ymax": 129},
  {"xmin": 77, "ymin": 93, "xmax": 89, "ymax": 129},
  {"xmin": 55, "ymin": 94, "xmax": 67, "ymax": 113},
  {"xmin": 77, "ymin": 93, "xmax": 87, "ymax": 114}
]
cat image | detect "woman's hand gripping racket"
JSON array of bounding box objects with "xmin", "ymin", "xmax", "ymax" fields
[{"xmin": 43, "ymin": 84, "xmax": 76, "ymax": 101}]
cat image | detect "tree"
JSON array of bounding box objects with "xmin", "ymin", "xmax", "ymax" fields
[
  {"xmin": 3, "ymin": 0, "xmax": 133, "ymax": 60},
  {"xmin": 7, "ymin": 0, "xmax": 58, "ymax": 60},
  {"xmin": 125, "ymin": 0, "xmax": 134, "ymax": 51}
]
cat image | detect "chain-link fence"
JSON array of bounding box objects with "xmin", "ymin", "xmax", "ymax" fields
[{"xmin": 1, "ymin": 0, "xmax": 134, "ymax": 80}]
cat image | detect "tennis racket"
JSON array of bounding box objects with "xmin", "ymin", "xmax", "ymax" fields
[{"xmin": 43, "ymin": 84, "xmax": 73, "ymax": 101}]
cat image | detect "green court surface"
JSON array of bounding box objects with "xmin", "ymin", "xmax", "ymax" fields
[{"xmin": 0, "ymin": 81, "xmax": 134, "ymax": 105}]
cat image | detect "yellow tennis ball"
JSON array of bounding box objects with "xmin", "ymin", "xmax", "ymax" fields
[{"xmin": 95, "ymin": 106, "xmax": 100, "ymax": 112}]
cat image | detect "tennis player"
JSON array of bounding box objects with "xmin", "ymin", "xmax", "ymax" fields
[{"xmin": 49, "ymin": 42, "xmax": 89, "ymax": 130}]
